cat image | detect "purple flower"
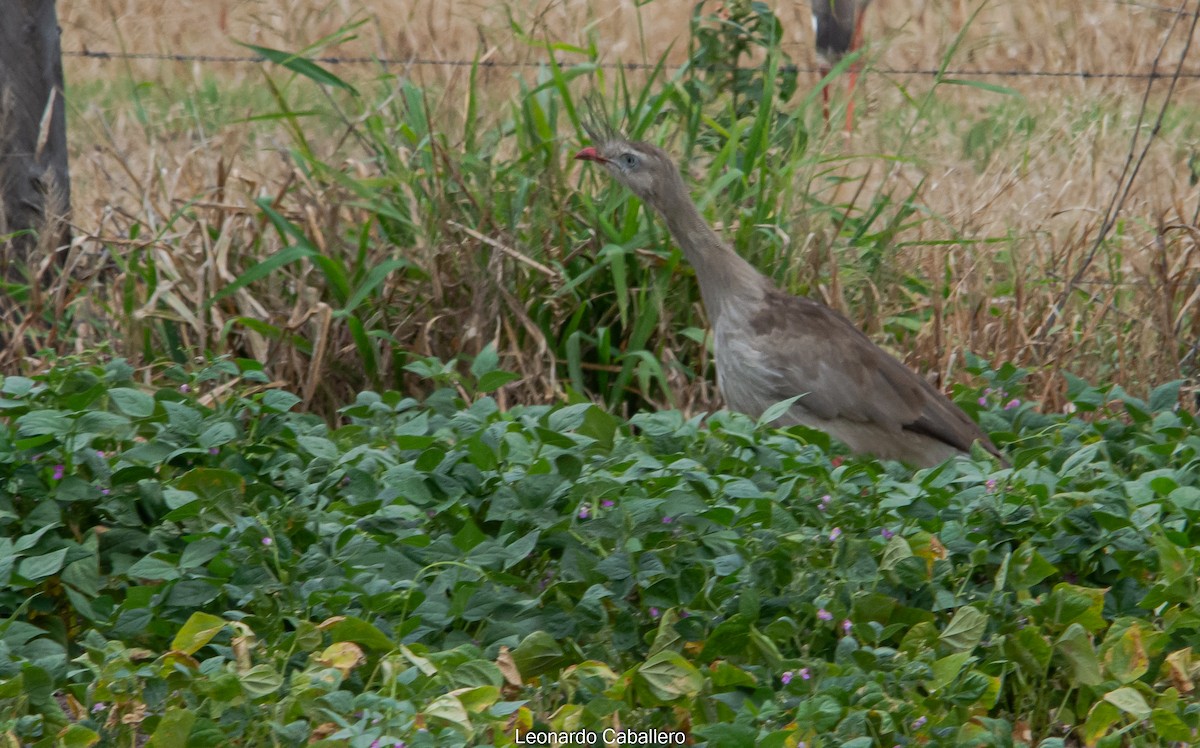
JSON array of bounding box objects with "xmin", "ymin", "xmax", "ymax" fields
[
  {"xmin": 977, "ymin": 396, "xmax": 988, "ymax": 406},
  {"xmin": 97, "ymin": 450, "xmax": 105, "ymax": 457},
  {"xmin": 262, "ymin": 537, "xmax": 273, "ymax": 546},
  {"xmin": 986, "ymin": 478, "xmax": 998, "ymax": 493},
  {"xmin": 781, "ymin": 670, "xmax": 793, "ymax": 685},
  {"xmin": 799, "ymin": 667, "xmax": 811, "ymax": 680},
  {"xmin": 880, "ymin": 527, "xmax": 894, "ymax": 540},
  {"xmin": 649, "ymin": 607, "xmax": 660, "ymax": 618},
  {"xmin": 842, "ymin": 619, "xmax": 852, "ymax": 633},
  {"xmin": 53, "ymin": 464, "xmax": 64, "ymax": 480},
  {"xmin": 101, "ymin": 488, "xmax": 111, "ymax": 496},
  {"xmin": 817, "ymin": 608, "xmax": 833, "ymax": 621},
  {"xmin": 1004, "ymin": 398, "xmax": 1020, "ymax": 410},
  {"xmin": 829, "ymin": 527, "xmax": 842, "ymax": 541},
  {"xmin": 208, "ymin": 447, "xmax": 219, "ymax": 455},
  {"xmin": 180, "ymin": 384, "xmax": 190, "ymax": 393},
  {"xmin": 578, "ymin": 504, "xmax": 590, "ymax": 519},
  {"xmin": 91, "ymin": 702, "xmax": 107, "ymax": 713},
  {"xmin": 601, "ymin": 499, "xmax": 615, "ymax": 508},
  {"xmin": 912, "ymin": 716, "xmax": 927, "ymax": 729},
  {"xmin": 679, "ymin": 610, "xmax": 689, "ymax": 618},
  {"xmin": 662, "ymin": 516, "xmax": 673, "ymax": 524}
]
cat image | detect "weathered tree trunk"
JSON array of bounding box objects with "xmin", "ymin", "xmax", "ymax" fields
[{"xmin": 0, "ymin": 0, "xmax": 71, "ymax": 278}]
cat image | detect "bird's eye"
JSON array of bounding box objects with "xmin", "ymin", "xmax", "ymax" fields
[{"xmin": 619, "ymin": 153, "xmax": 638, "ymax": 169}]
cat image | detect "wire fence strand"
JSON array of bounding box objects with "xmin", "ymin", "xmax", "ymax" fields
[{"xmin": 62, "ymin": 49, "xmax": 1200, "ymax": 81}]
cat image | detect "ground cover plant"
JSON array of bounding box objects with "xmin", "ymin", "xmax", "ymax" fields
[
  {"xmin": 2, "ymin": 0, "xmax": 1200, "ymax": 745},
  {"xmin": 1, "ymin": 355, "xmax": 1199, "ymax": 746}
]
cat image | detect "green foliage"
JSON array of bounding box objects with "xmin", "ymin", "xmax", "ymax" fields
[{"xmin": 1, "ymin": 357, "xmax": 1199, "ymax": 745}]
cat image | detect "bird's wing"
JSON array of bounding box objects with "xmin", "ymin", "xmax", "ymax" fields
[{"xmin": 729, "ymin": 291, "xmax": 993, "ymax": 454}]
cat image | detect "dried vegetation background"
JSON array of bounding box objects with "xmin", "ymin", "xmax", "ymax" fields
[{"xmin": 40, "ymin": 0, "xmax": 1200, "ymax": 416}]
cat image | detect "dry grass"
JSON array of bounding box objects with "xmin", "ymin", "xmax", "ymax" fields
[{"xmin": 24, "ymin": 0, "xmax": 1200, "ymax": 417}]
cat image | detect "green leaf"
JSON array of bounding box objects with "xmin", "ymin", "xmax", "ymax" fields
[
  {"xmin": 511, "ymin": 631, "xmax": 565, "ymax": 678},
  {"xmin": 1056, "ymin": 623, "xmax": 1103, "ymax": 686},
  {"xmin": 470, "ymin": 343, "xmax": 500, "ymax": 379},
  {"xmin": 1, "ymin": 375, "xmax": 36, "ymax": 396},
  {"xmin": 59, "ymin": 724, "xmax": 101, "ymax": 748},
  {"xmin": 239, "ymin": 42, "xmax": 358, "ymax": 94},
  {"xmin": 929, "ymin": 651, "xmax": 974, "ymax": 692},
  {"xmin": 198, "ymin": 422, "xmax": 237, "ymax": 449},
  {"xmin": 328, "ymin": 616, "xmax": 396, "ymax": 652},
  {"xmin": 634, "ymin": 650, "xmax": 703, "ymax": 704},
  {"xmin": 171, "ymin": 612, "xmax": 227, "ymax": 655},
  {"xmin": 108, "ymin": 388, "xmax": 156, "ymax": 418},
  {"xmin": 146, "ymin": 708, "xmax": 196, "ymax": 748},
  {"xmin": 1038, "ymin": 583, "xmax": 1107, "ymax": 632},
  {"xmin": 477, "ymin": 370, "xmax": 521, "ymax": 393},
  {"xmin": 239, "ymin": 664, "xmax": 284, "ymax": 698},
  {"xmin": 880, "ymin": 534, "xmax": 914, "ymax": 571},
  {"xmin": 1148, "ymin": 380, "xmax": 1181, "ymax": 412},
  {"xmin": 261, "ymin": 390, "xmax": 301, "ymax": 412},
  {"xmin": 17, "ymin": 548, "xmax": 69, "ymax": 581},
  {"xmin": 939, "ymin": 606, "xmax": 988, "ymax": 653},
  {"xmin": 757, "ymin": 394, "xmax": 804, "ymax": 427},
  {"xmin": 502, "ymin": 530, "xmax": 539, "ymax": 570},
  {"xmin": 297, "ymin": 435, "xmax": 338, "ymax": 460},
  {"xmin": 1102, "ymin": 686, "xmax": 1151, "ymax": 719}
]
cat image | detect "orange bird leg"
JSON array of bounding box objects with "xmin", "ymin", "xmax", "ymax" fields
[
  {"xmin": 820, "ymin": 65, "xmax": 833, "ymax": 124},
  {"xmin": 843, "ymin": 8, "xmax": 868, "ymax": 132}
]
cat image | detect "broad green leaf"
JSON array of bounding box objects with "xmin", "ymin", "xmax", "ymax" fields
[
  {"xmin": 635, "ymin": 650, "xmax": 703, "ymax": 703},
  {"xmin": 511, "ymin": 631, "xmax": 565, "ymax": 678},
  {"xmin": 939, "ymin": 606, "xmax": 988, "ymax": 653},
  {"xmin": 171, "ymin": 612, "xmax": 227, "ymax": 655},
  {"xmin": 108, "ymin": 388, "xmax": 156, "ymax": 418},
  {"xmin": 17, "ymin": 549, "xmax": 69, "ymax": 581},
  {"xmin": 58, "ymin": 724, "xmax": 101, "ymax": 748},
  {"xmin": 1038, "ymin": 583, "xmax": 1107, "ymax": 632},
  {"xmin": 1102, "ymin": 686, "xmax": 1151, "ymax": 719},
  {"xmin": 261, "ymin": 389, "xmax": 301, "ymax": 412},
  {"xmin": 929, "ymin": 651, "xmax": 974, "ymax": 692},
  {"xmin": 328, "ymin": 616, "xmax": 396, "ymax": 652},
  {"xmin": 470, "ymin": 343, "xmax": 501, "ymax": 379},
  {"xmin": 145, "ymin": 709, "xmax": 195, "ymax": 748},
  {"xmin": 425, "ymin": 692, "xmax": 473, "ymax": 737},
  {"xmin": 240, "ymin": 664, "xmax": 283, "ymax": 698},
  {"xmin": 1056, "ymin": 623, "xmax": 1103, "ymax": 686}
]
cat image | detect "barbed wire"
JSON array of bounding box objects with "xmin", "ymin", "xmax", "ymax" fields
[
  {"xmin": 63, "ymin": 49, "xmax": 1200, "ymax": 81},
  {"xmin": 1111, "ymin": 0, "xmax": 1196, "ymax": 14}
]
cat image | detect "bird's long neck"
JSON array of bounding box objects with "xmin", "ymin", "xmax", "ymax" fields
[{"xmin": 653, "ymin": 181, "xmax": 769, "ymax": 322}]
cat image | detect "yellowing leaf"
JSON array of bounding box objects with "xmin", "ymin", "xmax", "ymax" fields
[{"xmin": 317, "ymin": 642, "xmax": 365, "ymax": 676}]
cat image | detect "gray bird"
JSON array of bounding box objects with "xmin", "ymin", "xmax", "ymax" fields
[
  {"xmin": 811, "ymin": 0, "xmax": 874, "ymax": 129},
  {"xmin": 575, "ymin": 128, "xmax": 1006, "ymax": 467}
]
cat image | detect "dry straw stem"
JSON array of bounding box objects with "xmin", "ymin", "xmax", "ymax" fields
[{"xmin": 34, "ymin": 0, "xmax": 1200, "ymax": 415}]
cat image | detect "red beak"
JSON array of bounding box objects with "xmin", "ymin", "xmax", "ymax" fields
[{"xmin": 574, "ymin": 146, "xmax": 607, "ymax": 163}]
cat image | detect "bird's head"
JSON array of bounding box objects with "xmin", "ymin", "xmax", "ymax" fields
[{"xmin": 574, "ymin": 124, "xmax": 682, "ymax": 212}]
